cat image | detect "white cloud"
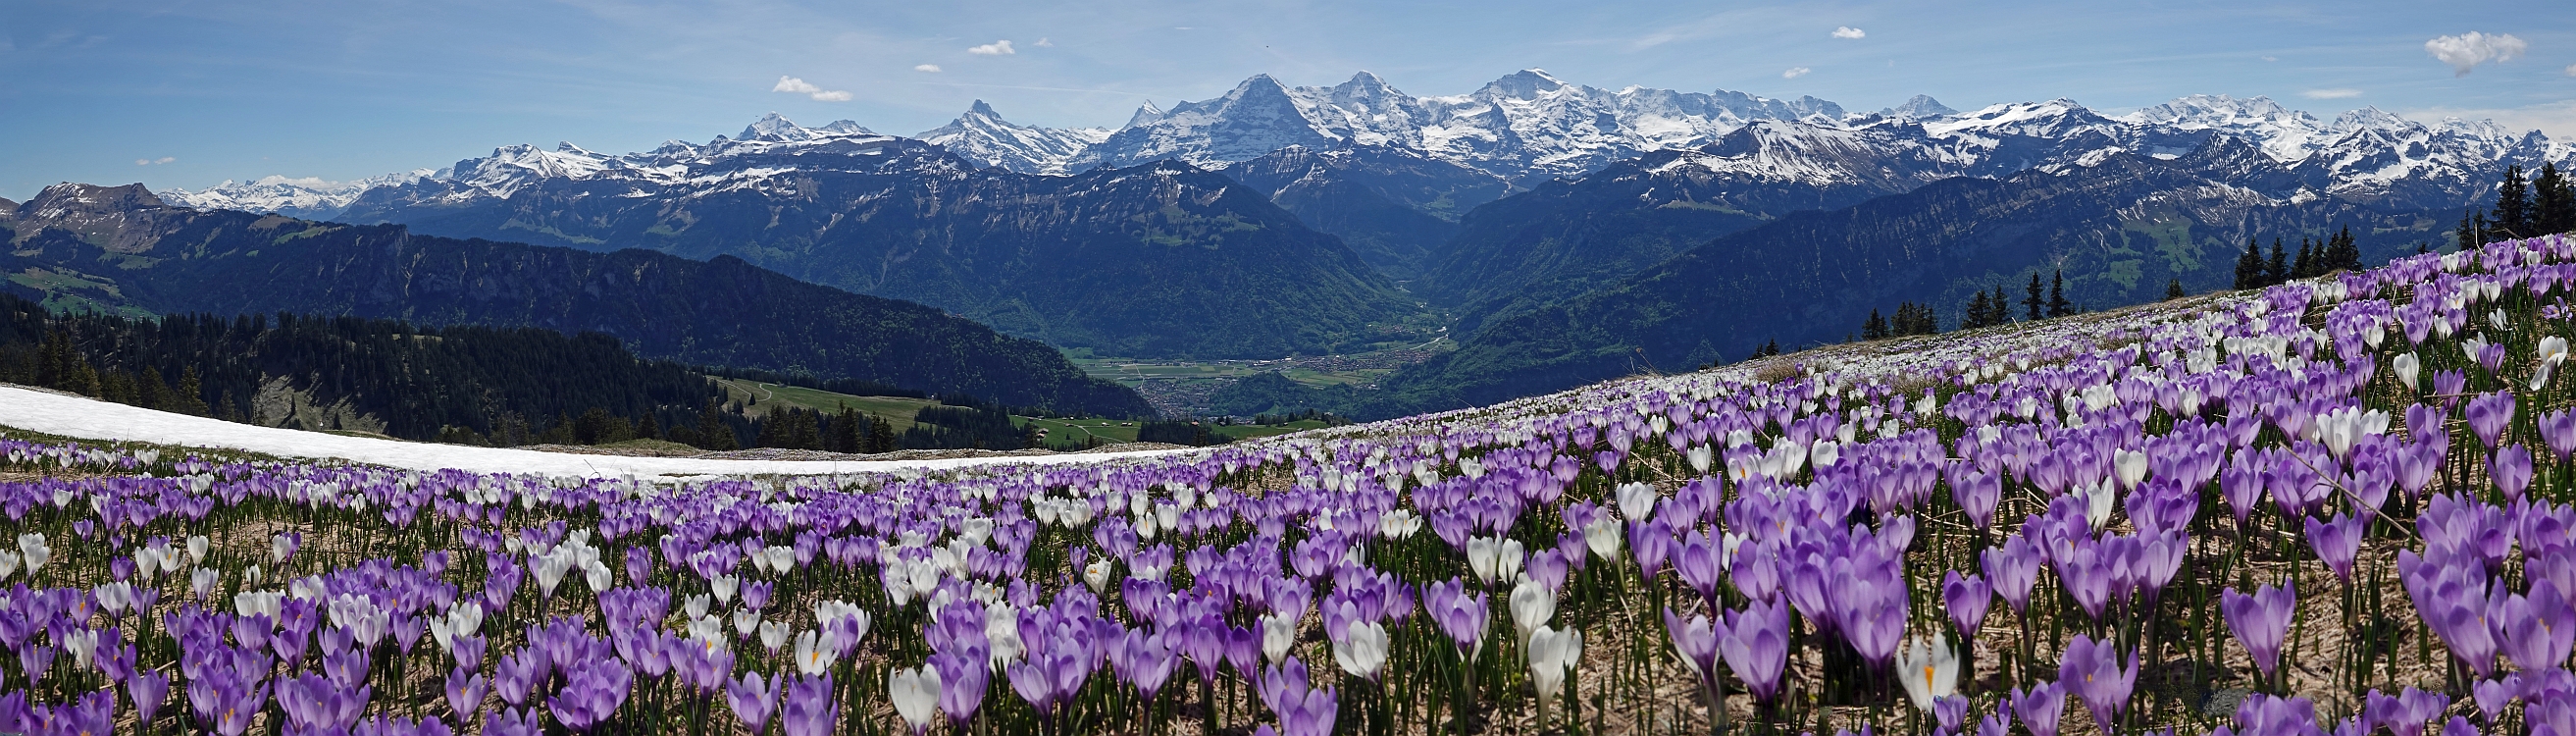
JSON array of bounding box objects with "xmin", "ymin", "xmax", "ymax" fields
[
  {"xmin": 133, "ymin": 157, "xmax": 175, "ymax": 166},
  {"xmin": 1830, "ymin": 26, "xmax": 1864, "ymax": 39},
  {"xmin": 2565, "ymin": 63, "xmax": 2576, "ymax": 78},
  {"xmin": 1781, "ymin": 67, "xmax": 1811, "ymax": 79},
  {"xmin": 771, "ymin": 76, "xmax": 851, "ymax": 102},
  {"xmin": 2261, "ymin": 56, "xmax": 2278, "ymax": 62},
  {"xmin": 2301, "ymin": 88, "xmax": 2362, "ymax": 99},
  {"xmin": 1034, "ymin": 37, "xmax": 1053, "ymax": 47},
  {"xmin": 2424, "ymin": 32, "xmax": 2526, "ymax": 77},
  {"xmin": 966, "ymin": 39, "xmax": 1014, "ymax": 55},
  {"xmin": 914, "ymin": 64, "xmax": 943, "ymax": 73}
]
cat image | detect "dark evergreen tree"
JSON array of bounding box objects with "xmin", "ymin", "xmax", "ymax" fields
[
  {"xmin": 1862, "ymin": 309, "xmax": 1889, "ymax": 340},
  {"xmin": 2266, "ymin": 238, "xmax": 2289, "ymax": 286},
  {"xmin": 2537, "ymin": 163, "xmax": 2575, "ymax": 236},
  {"xmin": 2459, "ymin": 208, "xmax": 2485, "ymax": 251},
  {"xmin": 2293, "ymin": 237, "xmax": 2316, "ymax": 279},
  {"xmin": 2166, "ymin": 279, "xmax": 2187, "ymax": 300},
  {"xmin": 2234, "ymin": 237, "xmax": 2265, "ymax": 289},
  {"xmin": 2047, "ymin": 270, "xmax": 2073, "ymax": 318},
  {"xmin": 2495, "ymin": 165, "xmax": 2534, "ymax": 238},
  {"xmin": 2025, "ymin": 273, "xmax": 2045, "ymax": 321},
  {"xmin": 866, "ymin": 415, "xmax": 897, "ymax": 453},
  {"xmin": 1990, "ymin": 285, "xmax": 2012, "ymax": 324},
  {"xmin": 1965, "ymin": 291, "xmax": 1990, "ymax": 330}
]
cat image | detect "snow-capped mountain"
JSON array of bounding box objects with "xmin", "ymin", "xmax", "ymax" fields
[
  {"xmin": 914, "ymin": 100, "xmax": 1110, "ymax": 175},
  {"xmin": 1070, "ymin": 70, "xmax": 1849, "ymax": 185},
  {"xmin": 158, "ymin": 170, "xmax": 437, "ymax": 220}
]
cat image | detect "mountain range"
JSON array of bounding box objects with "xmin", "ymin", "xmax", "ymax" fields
[
  {"xmin": 0, "ymin": 184, "xmax": 1151, "ymax": 416},
  {"xmin": 141, "ymin": 70, "xmax": 2576, "ymax": 415}
]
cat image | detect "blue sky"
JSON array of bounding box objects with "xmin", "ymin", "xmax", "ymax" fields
[{"xmin": 2, "ymin": 0, "xmax": 2570, "ymax": 199}]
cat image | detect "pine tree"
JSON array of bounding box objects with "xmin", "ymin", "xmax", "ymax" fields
[
  {"xmin": 2327, "ymin": 226, "xmax": 2361, "ymax": 272},
  {"xmin": 1862, "ymin": 308, "xmax": 1888, "ymax": 340},
  {"xmin": 2047, "ymin": 270, "xmax": 2072, "ymax": 318},
  {"xmin": 2234, "ymin": 237, "xmax": 2264, "ymax": 289},
  {"xmin": 2166, "ymin": 278, "xmax": 2187, "ymax": 300},
  {"xmin": 178, "ymin": 366, "xmax": 209, "ymax": 416},
  {"xmin": 1991, "ymin": 285, "xmax": 2011, "ymax": 324},
  {"xmin": 2025, "ymin": 273, "xmax": 2045, "ymax": 321},
  {"xmin": 2293, "ymin": 237, "xmax": 2316, "ymax": 279},
  {"xmin": 694, "ymin": 401, "xmax": 736, "ymax": 450},
  {"xmin": 2459, "ymin": 208, "xmax": 2485, "ymax": 251},
  {"xmin": 2536, "ymin": 163, "xmax": 2575, "ymax": 236},
  {"xmin": 867, "ymin": 415, "xmax": 897, "ymax": 453},
  {"xmin": 2494, "ymin": 165, "xmax": 2534, "ymax": 238},
  {"xmin": 830, "ymin": 405, "xmax": 861, "ymax": 452},
  {"xmin": 639, "ymin": 411, "xmax": 663, "ymax": 441},
  {"xmin": 2266, "ymin": 238, "xmax": 2289, "ymax": 286},
  {"xmin": 1966, "ymin": 290, "xmax": 1992, "ymax": 330}
]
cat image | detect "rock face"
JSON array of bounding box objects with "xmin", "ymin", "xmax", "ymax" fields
[{"xmin": 0, "ymin": 184, "xmax": 1153, "ymax": 416}]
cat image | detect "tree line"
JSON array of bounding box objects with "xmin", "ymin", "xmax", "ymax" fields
[
  {"xmin": 1861, "ymin": 269, "xmax": 2076, "ymax": 340},
  {"xmin": 2233, "ymin": 226, "xmax": 2365, "ymax": 290},
  {"xmin": 2458, "ymin": 163, "xmax": 2576, "ymax": 248}
]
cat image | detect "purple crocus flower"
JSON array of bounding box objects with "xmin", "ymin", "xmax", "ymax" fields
[
  {"xmin": 2465, "ymin": 392, "xmax": 2515, "ymax": 449},
  {"xmin": 1941, "ymin": 571, "xmax": 1992, "ymax": 643},
  {"xmin": 2307, "ymin": 514, "xmax": 2364, "ymax": 581},
  {"xmin": 1718, "ymin": 599, "xmax": 1788, "ymax": 703},
  {"xmin": 2011, "ymin": 681, "xmax": 2064, "ymax": 736},
  {"xmin": 484, "ymin": 708, "xmax": 543, "ymax": 736},
  {"xmin": 129, "ymin": 668, "xmax": 171, "ymax": 726},
  {"xmin": 2222, "ymin": 582, "xmax": 2297, "ymax": 680},
  {"xmin": 446, "ymin": 666, "xmax": 489, "ymax": 720},
  {"xmin": 546, "ymin": 657, "xmax": 633, "ymax": 731},
  {"xmin": 930, "ymin": 648, "xmax": 990, "ymax": 726},
  {"xmin": 2494, "ymin": 445, "xmax": 2537, "ymax": 501},
  {"xmin": 727, "ymin": 670, "xmax": 782, "ymax": 732},
  {"xmin": 2057, "ymin": 635, "xmax": 2137, "ymax": 734},
  {"xmin": 779, "ymin": 673, "xmax": 839, "ymax": 736},
  {"xmin": 1982, "ymin": 537, "xmax": 2042, "ymax": 615},
  {"xmin": 2496, "ymin": 580, "xmax": 2576, "ymax": 673},
  {"xmin": 1422, "ymin": 578, "xmax": 1488, "ymax": 659},
  {"xmin": 1661, "ymin": 607, "xmax": 1720, "ymax": 684}
]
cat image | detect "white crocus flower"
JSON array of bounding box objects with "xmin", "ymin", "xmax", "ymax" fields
[
  {"xmin": 1526, "ymin": 625, "xmax": 1584, "ymax": 710},
  {"xmin": 1510, "ymin": 576, "xmax": 1555, "ymax": 644},
  {"xmin": 2394, "ymin": 352, "xmax": 2421, "ymax": 392},
  {"xmin": 2536, "ymin": 337, "xmax": 2571, "ymax": 391},
  {"xmin": 1261, "ymin": 612, "xmax": 1297, "ymax": 663},
  {"xmin": 1896, "ymin": 632, "xmax": 1961, "ymax": 712},
  {"xmin": 1333, "ymin": 620, "xmax": 1391, "ymax": 680},
  {"xmin": 889, "ymin": 665, "xmax": 944, "ymax": 734},
  {"xmin": 18, "ymin": 534, "xmax": 48, "ymax": 576}
]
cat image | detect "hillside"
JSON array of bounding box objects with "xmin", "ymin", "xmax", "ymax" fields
[
  {"xmin": 335, "ymin": 128, "xmax": 1427, "ymax": 359},
  {"xmin": 1374, "ymin": 145, "xmax": 2451, "ymax": 414},
  {"xmin": 0, "ymin": 184, "xmax": 1153, "ymax": 417}
]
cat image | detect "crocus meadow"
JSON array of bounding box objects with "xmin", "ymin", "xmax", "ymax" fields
[{"xmin": 6, "ymin": 235, "xmax": 2576, "ymax": 735}]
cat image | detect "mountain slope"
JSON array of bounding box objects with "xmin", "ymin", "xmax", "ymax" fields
[
  {"xmin": 1375, "ymin": 145, "xmax": 2445, "ymax": 414},
  {"xmin": 0, "ymin": 184, "xmax": 1152, "ymax": 416},
  {"xmin": 915, "ymin": 100, "xmax": 1110, "ymax": 175},
  {"xmin": 336, "ymin": 123, "xmax": 1425, "ymax": 359},
  {"xmin": 1216, "ymin": 144, "xmax": 1515, "ymax": 277}
]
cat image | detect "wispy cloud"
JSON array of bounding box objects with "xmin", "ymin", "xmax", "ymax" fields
[
  {"xmin": 1831, "ymin": 26, "xmax": 1864, "ymax": 39},
  {"xmin": 2566, "ymin": 63, "xmax": 2576, "ymax": 78},
  {"xmin": 913, "ymin": 64, "xmax": 943, "ymax": 73},
  {"xmin": 2424, "ymin": 32, "xmax": 2525, "ymax": 77},
  {"xmin": 771, "ymin": 76, "xmax": 851, "ymax": 101},
  {"xmin": 2301, "ymin": 88, "xmax": 2362, "ymax": 99},
  {"xmin": 1781, "ymin": 67, "xmax": 1810, "ymax": 79},
  {"xmin": 134, "ymin": 157, "xmax": 175, "ymax": 166},
  {"xmin": 1034, "ymin": 37, "xmax": 1053, "ymax": 47},
  {"xmin": 966, "ymin": 39, "xmax": 1014, "ymax": 56},
  {"xmin": 2261, "ymin": 55, "xmax": 2278, "ymax": 62}
]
